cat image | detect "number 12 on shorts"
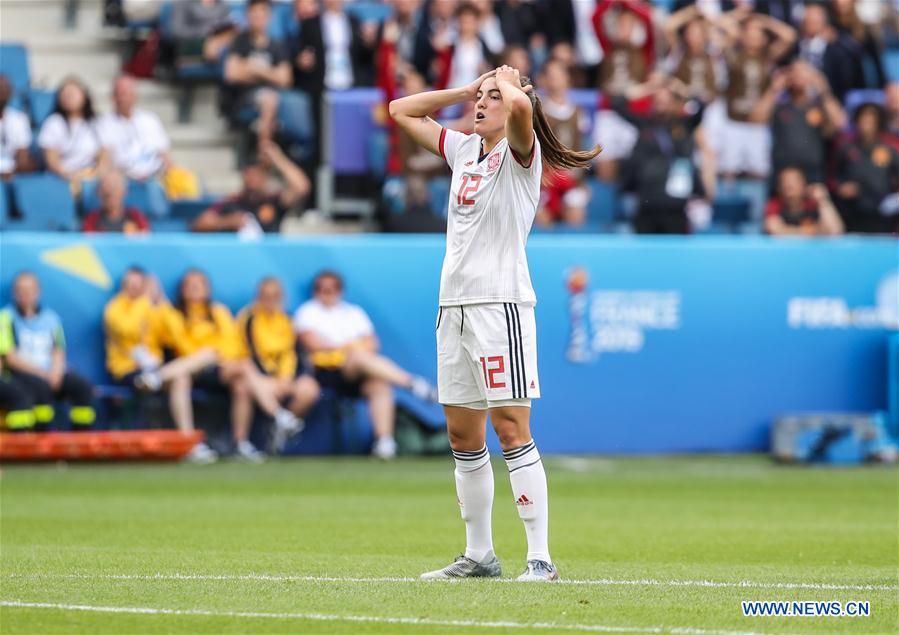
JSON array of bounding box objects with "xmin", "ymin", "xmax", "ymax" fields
[{"xmin": 479, "ymin": 355, "xmax": 506, "ymax": 389}]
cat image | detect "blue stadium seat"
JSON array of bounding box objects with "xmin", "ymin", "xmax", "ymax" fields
[
  {"xmin": 170, "ymin": 197, "xmax": 216, "ymax": 221},
  {"xmin": 883, "ymin": 49, "xmax": 899, "ymax": 83},
  {"xmin": 843, "ymin": 88, "xmax": 885, "ymax": 120},
  {"xmin": 429, "ymin": 176, "xmax": 451, "ymax": 217},
  {"xmin": 157, "ymin": 1, "xmax": 175, "ymax": 39},
  {"xmin": 0, "ymin": 44, "xmax": 31, "ymax": 98},
  {"xmin": 382, "ymin": 177, "xmax": 405, "ymax": 214},
  {"xmin": 345, "ymin": 1, "xmax": 394, "ymax": 23},
  {"xmin": 28, "ymin": 88, "xmax": 56, "ymax": 128},
  {"xmin": 367, "ymin": 129, "xmax": 389, "ymax": 178},
  {"xmin": 148, "ymin": 217, "xmax": 190, "ymax": 232},
  {"xmin": 0, "ymin": 181, "xmax": 9, "ymax": 230},
  {"xmin": 712, "ymin": 193, "xmax": 751, "ymax": 229},
  {"xmin": 586, "ymin": 179, "xmax": 618, "ymax": 228},
  {"xmin": 11, "ymin": 174, "xmax": 77, "ymax": 231},
  {"xmin": 81, "ymin": 179, "xmax": 171, "ymax": 217}
]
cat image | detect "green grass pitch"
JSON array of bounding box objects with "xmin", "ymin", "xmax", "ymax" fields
[{"xmin": 1, "ymin": 456, "xmax": 896, "ymax": 634}]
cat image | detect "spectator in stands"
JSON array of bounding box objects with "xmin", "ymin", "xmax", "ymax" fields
[
  {"xmin": 796, "ymin": 3, "xmax": 854, "ymax": 101},
  {"xmin": 170, "ymin": 0, "xmax": 239, "ymax": 64},
  {"xmin": 663, "ymin": 5, "xmax": 721, "ymax": 106},
  {"xmin": 237, "ymin": 277, "xmax": 321, "ymax": 452},
  {"xmin": 616, "ymin": 75, "xmax": 708, "ymax": 234},
  {"xmin": 471, "ymin": 0, "xmax": 505, "ymax": 56},
  {"xmin": 411, "ymin": 0, "xmax": 458, "ymax": 84},
  {"xmin": 830, "ymin": 0, "xmax": 886, "ymax": 91},
  {"xmin": 291, "ymin": 0, "xmax": 378, "ymax": 94},
  {"xmin": 764, "ymin": 166, "xmax": 844, "ymax": 236},
  {"xmin": 293, "ymin": 270, "xmax": 439, "ymax": 460},
  {"xmin": 716, "ymin": 8, "xmax": 796, "ymax": 181},
  {"xmin": 751, "ymin": 61, "xmax": 846, "ymax": 185},
  {"xmin": 192, "ymin": 140, "xmax": 310, "ymax": 234},
  {"xmin": 494, "ymin": 0, "xmax": 539, "ymax": 51},
  {"xmin": 99, "ymin": 75, "xmax": 191, "ymax": 214},
  {"xmin": 0, "ymin": 310, "xmax": 35, "ymax": 432},
  {"xmin": 432, "ymin": 2, "xmax": 493, "ymax": 90},
  {"xmin": 0, "ymin": 75, "xmax": 36, "ymax": 178},
  {"xmin": 835, "ymin": 103, "xmax": 899, "ymax": 234},
  {"xmin": 535, "ymin": 59, "xmax": 590, "ymax": 226},
  {"xmin": 886, "ymin": 83, "xmax": 899, "ymax": 142},
  {"xmin": 499, "ymin": 44, "xmax": 531, "ymax": 80},
  {"xmin": 382, "ymin": 174, "xmax": 447, "ymax": 233},
  {"xmin": 143, "ymin": 269, "xmax": 263, "ymax": 462},
  {"xmin": 83, "ymin": 170, "xmax": 151, "ymax": 234},
  {"xmin": 223, "ymin": 0, "xmax": 292, "ymax": 152},
  {"xmin": 590, "ymin": 0, "xmax": 654, "ymax": 183},
  {"xmin": 38, "ymin": 77, "xmax": 108, "ymax": 190},
  {"xmin": 380, "ymin": 0, "xmax": 423, "ymax": 67},
  {"xmin": 0, "ymin": 272, "xmax": 96, "ymax": 431},
  {"xmin": 541, "ymin": 0, "xmax": 603, "ymax": 85}
]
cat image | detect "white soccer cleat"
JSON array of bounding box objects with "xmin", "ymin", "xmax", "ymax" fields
[
  {"xmin": 185, "ymin": 441, "xmax": 218, "ymax": 464},
  {"xmin": 372, "ymin": 436, "xmax": 397, "ymax": 460},
  {"xmin": 420, "ymin": 554, "xmax": 502, "ymax": 580},
  {"xmin": 516, "ymin": 560, "xmax": 560, "ymax": 582}
]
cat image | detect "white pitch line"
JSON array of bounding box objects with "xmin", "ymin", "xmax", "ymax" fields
[
  {"xmin": 4, "ymin": 572, "xmax": 896, "ymax": 592},
  {"xmin": 0, "ymin": 600, "xmax": 776, "ymax": 635}
]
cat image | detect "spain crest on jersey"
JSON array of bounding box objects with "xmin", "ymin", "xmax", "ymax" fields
[{"xmin": 487, "ymin": 153, "xmax": 501, "ymax": 172}]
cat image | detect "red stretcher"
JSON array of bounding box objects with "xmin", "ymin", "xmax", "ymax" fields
[{"xmin": 0, "ymin": 430, "xmax": 204, "ymax": 461}]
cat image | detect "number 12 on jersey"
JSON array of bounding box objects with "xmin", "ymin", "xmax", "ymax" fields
[
  {"xmin": 457, "ymin": 174, "xmax": 483, "ymax": 206},
  {"xmin": 479, "ymin": 355, "xmax": 506, "ymax": 389}
]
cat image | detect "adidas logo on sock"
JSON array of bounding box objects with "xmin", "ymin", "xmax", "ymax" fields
[
  {"xmin": 516, "ymin": 494, "xmax": 533, "ymax": 506},
  {"xmin": 530, "ymin": 380, "xmax": 535, "ymax": 389}
]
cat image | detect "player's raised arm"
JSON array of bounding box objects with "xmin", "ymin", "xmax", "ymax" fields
[
  {"xmin": 495, "ymin": 65, "xmax": 534, "ymax": 160},
  {"xmin": 388, "ymin": 70, "xmax": 495, "ymax": 156}
]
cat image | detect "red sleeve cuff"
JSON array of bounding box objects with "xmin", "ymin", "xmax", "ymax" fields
[
  {"xmin": 510, "ymin": 134, "xmax": 536, "ymax": 169},
  {"xmin": 439, "ymin": 127, "xmax": 447, "ymax": 162}
]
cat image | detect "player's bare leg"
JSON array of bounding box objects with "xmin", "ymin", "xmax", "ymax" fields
[
  {"xmin": 491, "ymin": 405, "xmax": 558, "ymax": 582},
  {"xmin": 421, "ymin": 405, "xmax": 501, "ymax": 580}
]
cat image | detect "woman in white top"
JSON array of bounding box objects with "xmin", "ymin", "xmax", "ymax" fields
[
  {"xmin": 38, "ymin": 77, "xmax": 108, "ymax": 185},
  {"xmin": 389, "ymin": 65, "xmax": 600, "ymax": 581}
]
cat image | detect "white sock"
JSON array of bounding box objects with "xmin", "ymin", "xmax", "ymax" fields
[
  {"xmin": 452, "ymin": 446, "xmax": 495, "ymax": 563},
  {"xmin": 503, "ymin": 440, "xmax": 551, "ymax": 564}
]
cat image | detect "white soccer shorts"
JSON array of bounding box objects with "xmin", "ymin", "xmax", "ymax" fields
[{"xmin": 436, "ymin": 303, "xmax": 540, "ymax": 407}]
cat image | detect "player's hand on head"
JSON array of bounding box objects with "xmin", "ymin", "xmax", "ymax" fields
[
  {"xmin": 467, "ymin": 69, "xmax": 497, "ymax": 99},
  {"xmin": 495, "ymin": 65, "xmax": 520, "ymax": 87}
]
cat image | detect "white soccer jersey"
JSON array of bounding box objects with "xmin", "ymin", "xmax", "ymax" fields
[{"xmin": 437, "ymin": 127, "xmax": 542, "ymax": 306}]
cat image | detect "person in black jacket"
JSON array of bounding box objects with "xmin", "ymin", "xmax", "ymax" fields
[
  {"xmin": 616, "ymin": 75, "xmax": 706, "ymax": 234},
  {"xmin": 291, "ymin": 0, "xmax": 378, "ymax": 94}
]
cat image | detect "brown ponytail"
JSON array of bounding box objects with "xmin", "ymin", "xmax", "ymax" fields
[{"xmin": 520, "ymin": 75, "xmax": 603, "ymax": 171}]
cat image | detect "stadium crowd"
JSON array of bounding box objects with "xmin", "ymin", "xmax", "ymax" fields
[
  {"xmin": 0, "ymin": 268, "xmax": 439, "ymax": 461},
  {"xmin": 2, "ymin": 0, "xmax": 899, "ymax": 235}
]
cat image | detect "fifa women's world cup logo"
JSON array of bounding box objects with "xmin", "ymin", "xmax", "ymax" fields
[{"xmin": 565, "ymin": 267, "xmax": 592, "ymax": 363}]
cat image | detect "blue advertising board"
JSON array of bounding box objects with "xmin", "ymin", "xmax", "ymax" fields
[{"xmin": 1, "ymin": 233, "xmax": 895, "ymax": 453}]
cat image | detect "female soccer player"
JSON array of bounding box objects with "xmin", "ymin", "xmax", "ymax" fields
[{"xmin": 389, "ymin": 66, "xmax": 600, "ymax": 581}]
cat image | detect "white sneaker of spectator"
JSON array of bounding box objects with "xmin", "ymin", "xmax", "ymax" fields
[
  {"xmin": 271, "ymin": 408, "xmax": 304, "ymax": 454},
  {"xmin": 409, "ymin": 376, "xmax": 439, "ymax": 403},
  {"xmin": 236, "ymin": 440, "xmax": 266, "ymax": 462},
  {"xmin": 130, "ymin": 345, "xmax": 160, "ymax": 373},
  {"xmin": 372, "ymin": 436, "xmax": 397, "ymax": 460},
  {"xmin": 185, "ymin": 441, "xmax": 218, "ymax": 464},
  {"xmin": 134, "ymin": 370, "xmax": 162, "ymax": 392}
]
